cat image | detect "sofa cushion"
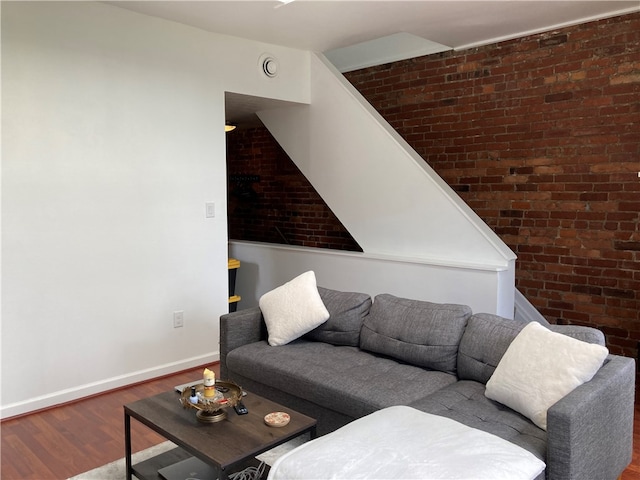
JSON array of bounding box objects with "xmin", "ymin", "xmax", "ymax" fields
[
  {"xmin": 304, "ymin": 287, "xmax": 372, "ymax": 346},
  {"xmin": 410, "ymin": 380, "xmax": 547, "ymax": 462},
  {"xmin": 485, "ymin": 322, "xmax": 609, "ymax": 430},
  {"xmin": 457, "ymin": 313, "xmax": 528, "ymax": 384},
  {"xmin": 226, "ymin": 339, "xmax": 457, "ymax": 419},
  {"xmin": 360, "ymin": 294, "xmax": 471, "ymax": 375},
  {"xmin": 259, "ymin": 271, "xmax": 329, "ymax": 346}
]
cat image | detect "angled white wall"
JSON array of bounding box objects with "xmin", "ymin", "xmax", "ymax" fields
[
  {"xmin": 1, "ymin": 2, "xmax": 309, "ymax": 418},
  {"xmin": 259, "ymin": 54, "xmax": 515, "ymax": 269},
  {"xmin": 257, "ymin": 53, "xmax": 516, "ymax": 313}
]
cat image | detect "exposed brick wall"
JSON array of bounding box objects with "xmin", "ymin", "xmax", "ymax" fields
[
  {"xmin": 344, "ymin": 13, "xmax": 640, "ymax": 357},
  {"xmin": 226, "ymin": 127, "xmax": 362, "ymax": 252}
]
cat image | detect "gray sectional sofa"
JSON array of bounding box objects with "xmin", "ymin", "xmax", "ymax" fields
[{"xmin": 220, "ymin": 288, "xmax": 635, "ymax": 480}]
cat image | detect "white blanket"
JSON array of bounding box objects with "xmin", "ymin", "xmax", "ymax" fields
[{"xmin": 268, "ymin": 406, "xmax": 545, "ymax": 480}]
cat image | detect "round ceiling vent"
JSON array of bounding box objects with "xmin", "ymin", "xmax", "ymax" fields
[{"xmin": 258, "ymin": 53, "xmax": 279, "ymax": 78}]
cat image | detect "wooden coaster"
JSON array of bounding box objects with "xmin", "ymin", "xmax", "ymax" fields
[{"xmin": 264, "ymin": 411, "xmax": 290, "ymax": 427}]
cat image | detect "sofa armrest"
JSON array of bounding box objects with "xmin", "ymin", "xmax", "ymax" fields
[
  {"xmin": 546, "ymin": 354, "xmax": 635, "ymax": 480},
  {"xmin": 219, "ymin": 307, "xmax": 266, "ymax": 379}
]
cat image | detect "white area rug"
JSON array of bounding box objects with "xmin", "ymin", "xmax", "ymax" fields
[{"xmin": 68, "ymin": 435, "xmax": 308, "ymax": 479}]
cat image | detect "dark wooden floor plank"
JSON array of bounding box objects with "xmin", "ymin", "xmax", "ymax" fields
[{"xmin": 2, "ymin": 431, "xmax": 56, "ymax": 479}]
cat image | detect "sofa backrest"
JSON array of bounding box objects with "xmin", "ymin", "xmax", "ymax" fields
[
  {"xmin": 360, "ymin": 294, "xmax": 472, "ymax": 375},
  {"xmin": 304, "ymin": 287, "xmax": 372, "ymax": 346},
  {"xmin": 457, "ymin": 313, "xmax": 527, "ymax": 384},
  {"xmin": 548, "ymin": 324, "xmax": 606, "ymax": 345},
  {"xmin": 458, "ymin": 313, "xmax": 608, "ymax": 384}
]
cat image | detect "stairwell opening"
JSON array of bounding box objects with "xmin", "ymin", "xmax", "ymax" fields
[{"xmin": 225, "ymin": 92, "xmax": 361, "ymax": 252}]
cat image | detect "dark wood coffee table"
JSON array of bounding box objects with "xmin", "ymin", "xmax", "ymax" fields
[{"xmin": 124, "ymin": 388, "xmax": 316, "ymax": 480}]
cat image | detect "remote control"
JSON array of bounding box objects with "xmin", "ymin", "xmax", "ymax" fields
[{"xmin": 234, "ymin": 401, "xmax": 248, "ymax": 415}]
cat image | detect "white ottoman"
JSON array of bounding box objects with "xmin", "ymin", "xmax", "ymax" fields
[{"xmin": 267, "ymin": 406, "xmax": 545, "ymax": 480}]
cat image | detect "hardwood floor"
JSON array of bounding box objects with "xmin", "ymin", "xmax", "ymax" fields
[
  {"xmin": 1, "ymin": 365, "xmax": 217, "ymax": 479},
  {"xmin": 1, "ymin": 364, "xmax": 638, "ymax": 479}
]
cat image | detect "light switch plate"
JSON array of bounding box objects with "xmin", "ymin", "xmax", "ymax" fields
[
  {"xmin": 205, "ymin": 202, "xmax": 215, "ymax": 218},
  {"xmin": 173, "ymin": 311, "xmax": 184, "ymax": 328}
]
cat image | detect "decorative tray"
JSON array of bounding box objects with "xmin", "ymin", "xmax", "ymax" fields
[{"xmin": 180, "ymin": 380, "xmax": 242, "ymax": 423}]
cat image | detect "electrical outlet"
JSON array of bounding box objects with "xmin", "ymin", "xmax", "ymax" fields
[{"xmin": 173, "ymin": 311, "xmax": 184, "ymax": 328}]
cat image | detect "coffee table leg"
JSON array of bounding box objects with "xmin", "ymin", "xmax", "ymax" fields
[{"xmin": 124, "ymin": 412, "xmax": 132, "ymax": 480}]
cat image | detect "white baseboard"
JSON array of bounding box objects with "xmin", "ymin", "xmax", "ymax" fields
[{"xmin": 0, "ymin": 352, "xmax": 219, "ymax": 420}]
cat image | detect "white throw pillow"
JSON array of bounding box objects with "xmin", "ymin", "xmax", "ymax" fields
[
  {"xmin": 259, "ymin": 271, "xmax": 330, "ymax": 346},
  {"xmin": 485, "ymin": 321, "xmax": 608, "ymax": 430}
]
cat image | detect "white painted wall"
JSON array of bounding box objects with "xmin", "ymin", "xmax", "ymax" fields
[
  {"xmin": 2, "ymin": 1, "xmax": 519, "ymax": 419},
  {"xmin": 230, "ymin": 241, "xmax": 515, "ymax": 318},
  {"xmin": 1, "ymin": 2, "xmax": 309, "ymax": 418},
  {"xmin": 255, "ymin": 52, "xmax": 516, "ymax": 316},
  {"xmin": 258, "ymin": 53, "xmax": 516, "ymax": 269}
]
